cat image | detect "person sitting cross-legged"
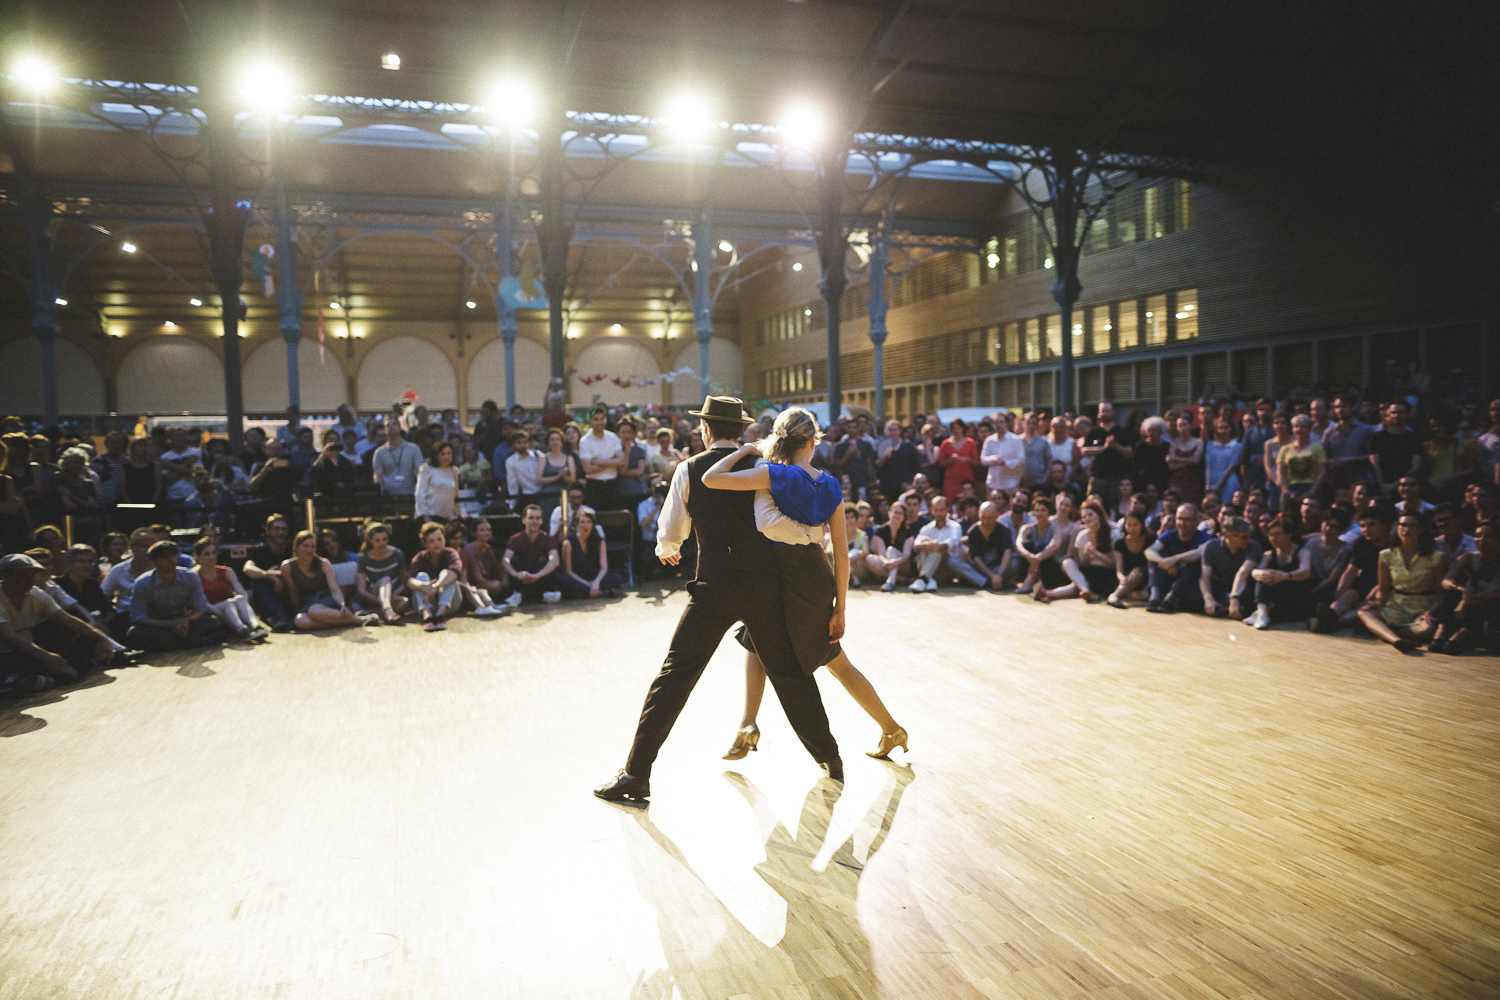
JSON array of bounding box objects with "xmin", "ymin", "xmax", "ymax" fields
[
  {"xmin": 1317, "ymin": 503, "xmax": 1396, "ymax": 633},
  {"xmin": 866, "ymin": 501, "xmax": 917, "ymax": 592},
  {"xmin": 559, "ymin": 506, "xmax": 621, "ymax": 600},
  {"xmin": 1051, "ymin": 499, "xmax": 1119, "ymax": 603},
  {"xmin": 1016, "ymin": 495, "xmax": 1070, "ymax": 598},
  {"xmin": 408, "ymin": 522, "xmax": 465, "ymax": 631},
  {"xmin": 1358, "ymin": 511, "xmax": 1448, "ymax": 653},
  {"xmin": 1144, "ymin": 503, "xmax": 1213, "ymax": 613},
  {"xmin": 503, "ymin": 504, "xmax": 562, "ymax": 605},
  {"xmin": 282, "ymin": 530, "xmax": 374, "ymax": 632},
  {"xmin": 1181, "ymin": 516, "xmax": 1260, "ymax": 618},
  {"xmin": 1106, "ymin": 510, "xmax": 1155, "ymax": 608},
  {"xmin": 1245, "ymin": 516, "xmax": 1312, "ymax": 629},
  {"xmin": 1429, "ymin": 519, "xmax": 1500, "ymax": 654},
  {"xmin": 125, "ymin": 541, "xmax": 228, "ymax": 652},
  {"xmin": 956, "ymin": 500, "xmax": 1013, "ymax": 591},
  {"xmin": 1, "ymin": 553, "xmax": 118, "ymax": 697},
  {"xmin": 909, "ymin": 494, "xmax": 963, "ymax": 591}
]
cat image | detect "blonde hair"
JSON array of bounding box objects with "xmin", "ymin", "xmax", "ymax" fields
[{"xmin": 763, "ymin": 407, "xmax": 821, "ymax": 464}]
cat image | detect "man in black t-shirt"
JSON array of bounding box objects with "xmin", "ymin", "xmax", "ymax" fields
[
  {"xmin": 1369, "ymin": 402, "xmax": 1421, "ymax": 493},
  {"xmin": 241, "ymin": 514, "xmax": 295, "ymax": 630},
  {"xmin": 1081, "ymin": 401, "xmax": 1138, "ymax": 509},
  {"xmin": 959, "ymin": 501, "xmax": 1013, "ymax": 590},
  {"xmin": 1318, "ymin": 503, "xmax": 1396, "ymax": 632}
]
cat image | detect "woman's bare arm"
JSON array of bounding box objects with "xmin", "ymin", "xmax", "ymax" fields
[{"xmin": 702, "ymin": 444, "xmax": 771, "ymax": 490}]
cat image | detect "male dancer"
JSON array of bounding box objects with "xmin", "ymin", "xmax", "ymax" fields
[{"xmin": 595, "ymin": 396, "xmax": 842, "ymax": 802}]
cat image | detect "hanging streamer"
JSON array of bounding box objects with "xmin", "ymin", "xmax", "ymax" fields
[{"xmin": 314, "ymin": 271, "xmax": 325, "ymax": 364}]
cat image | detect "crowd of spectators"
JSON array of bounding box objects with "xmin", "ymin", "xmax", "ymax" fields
[{"xmin": 3, "ymin": 367, "xmax": 1498, "ymax": 701}]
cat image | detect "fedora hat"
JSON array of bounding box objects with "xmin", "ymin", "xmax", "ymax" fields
[{"xmin": 687, "ymin": 395, "xmax": 755, "ymax": 425}]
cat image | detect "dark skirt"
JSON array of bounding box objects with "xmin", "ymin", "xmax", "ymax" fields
[{"xmin": 736, "ymin": 542, "xmax": 842, "ymax": 676}]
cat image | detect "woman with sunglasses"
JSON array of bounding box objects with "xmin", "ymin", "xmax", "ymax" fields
[{"xmin": 1357, "ymin": 513, "xmax": 1447, "ymax": 652}]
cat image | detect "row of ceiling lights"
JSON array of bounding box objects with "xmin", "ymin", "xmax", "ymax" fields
[{"xmin": 9, "ymin": 53, "xmax": 827, "ymax": 145}]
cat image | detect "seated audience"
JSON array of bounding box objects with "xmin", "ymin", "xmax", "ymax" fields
[
  {"xmin": 1430, "ymin": 520, "xmax": 1499, "ymax": 653},
  {"xmin": 1145, "ymin": 503, "xmax": 1212, "ymax": 613},
  {"xmin": 355, "ymin": 523, "xmax": 409, "ymax": 623},
  {"xmin": 461, "ymin": 518, "xmax": 510, "ymax": 615},
  {"xmin": 242, "ymin": 514, "xmax": 295, "ymax": 632},
  {"xmin": 503, "ymin": 504, "xmax": 561, "ymax": 604},
  {"xmin": 192, "ymin": 538, "xmax": 267, "ymax": 642},
  {"xmin": 1303, "ymin": 506, "xmax": 1353, "ymax": 618},
  {"xmin": 310, "ymin": 430, "xmax": 361, "ymax": 496},
  {"xmin": 250, "ymin": 439, "xmax": 299, "ymax": 506},
  {"xmin": 1017, "ymin": 496, "xmax": 1070, "ymax": 597},
  {"xmin": 373, "ymin": 420, "xmax": 424, "ymax": 498},
  {"xmin": 843, "ymin": 503, "xmax": 871, "ymax": 586},
  {"xmin": 867, "ymin": 501, "xmax": 917, "ymax": 592},
  {"xmin": 1, "ymin": 553, "xmax": 116, "ymax": 695},
  {"xmin": 127, "ymin": 541, "xmax": 227, "ymax": 652},
  {"xmin": 1049, "ymin": 499, "xmax": 1117, "ymax": 603},
  {"xmin": 1107, "ymin": 510, "xmax": 1155, "ymax": 608},
  {"xmin": 559, "ymin": 507, "xmax": 620, "ymax": 600},
  {"xmin": 1245, "ymin": 517, "xmax": 1312, "ymax": 629},
  {"xmin": 1358, "ymin": 512, "xmax": 1447, "ymax": 652},
  {"xmin": 1432, "ymin": 504, "xmax": 1477, "ymax": 560},
  {"xmin": 283, "ymin": 529, "xmax": 371, "ymax": 632},
  {"xmin": 910, "ymin": 495, "xmax": 963, "ymax": 592},
  {"xmin": 408, "ymin": 522, "xmax": 465, "ymax": 630}
]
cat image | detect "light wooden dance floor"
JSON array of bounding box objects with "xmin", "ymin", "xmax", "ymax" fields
[{"xmin": 2, "ymin": 583, "xmax": 1497, "ymax": 1000}]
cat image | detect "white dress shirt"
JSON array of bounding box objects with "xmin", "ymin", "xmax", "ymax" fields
[
  {"xmin": 505, "ymin": 450, "xmax": 540, "ymax": 495},
  {"xmin": 655, "ymin": 444, "xmax": 808, "ymax": 560},
  {"xmin": 981, "ymin": 431, "xmax": 1026, "ymax": 491}
]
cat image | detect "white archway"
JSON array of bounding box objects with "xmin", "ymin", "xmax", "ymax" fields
[
  {"xmin": 0, "ymin": 337, "xmax": 107, "ymax": 414},
  {"xmin": 467, "ymin": 337, "xmax": 551, "ymax": 409},
  {"xmin": 244, "ymin": 336, "xmax": 348, "ymax": 412},
  {"xmin": 572, "ymin": 340, "xmax": 661, "ymax": 408},
  {"xmin": 671, "ymin": 338, "xmax": 743, "ymax": 405},
  {"xmin": 357, "ymin": 337, "xmax": 458, "ymax": 411},
  {"xmin": 117, "ymin": 336, "xmax": 226, "ymax": 413}
]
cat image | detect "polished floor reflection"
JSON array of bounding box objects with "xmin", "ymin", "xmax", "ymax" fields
[{"xmin": 2, "ymin": 583, "xmax": 1496, "ymax": 999}]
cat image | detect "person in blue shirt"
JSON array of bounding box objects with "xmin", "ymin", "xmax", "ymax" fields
[
  {"xmin": 1144, "ymin": 502, "xmax": 1212, "ymax": 613},
  {"xmin": 703, "ymin": 406, "xmax": 908, "ymax": 762}
]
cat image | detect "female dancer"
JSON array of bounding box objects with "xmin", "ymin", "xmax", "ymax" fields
[
  {"xmin": 192, "ymin": 537, "xmax": 267, "ymax": 641},
  {"xmin": 702, "ymin": 407, "xmax": 908, "ymax": 761}
]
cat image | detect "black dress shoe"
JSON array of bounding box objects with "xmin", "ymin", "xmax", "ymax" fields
[
  {"xmin": 819, "ymin": 760, "xmax": 845, "ymax": 783},
  {"xmin": 594, "ymin": 770, "xmax": 650, "ymax": 802}
]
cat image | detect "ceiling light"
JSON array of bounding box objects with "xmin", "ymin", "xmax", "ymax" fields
[
  {"xmin": 54, "ymin": 297, "xmax": 67, "ymax": 306},
  {"xmin": 791, "ymin": 262, "xmax": 803, "ymax": 272},
  {"xmin": 235, "ymin": 58, "xmax": 296, "ymax": 112},
  {"xmin": 1175, "ymin": 312, "xmax": 1188, "ymax": 319},
  {"xmin": 109, "ymin": 327, "xmax": 125, "ymax": 338},
  {"xmin": 651, "ymin": 328, "xmax": 665, "ymax": 339},
  {"xmin": 986, "ymin": 254, "xmax": 999, "ymax": 267},
  {"xmin": 778, "ymin": 101, "xmax": 823, "ymax": 148},
  {"xmin": 13, "ymin": 55, "xmax": 59, "ymax": 92},
  {"xmin": 717, "ymin": 240, "xmax": 733, "ymax": 253},
  {"xmin": 164, "ymin": 320, "xmax": 175, "ymax": 328},
  {"xmin": 329, "ymin": 301, "xmax": 340, "ymax": 309},
  {"xmin": 804, "ymin": 308, "xmax": 812, "ymax": 317},
  {"xmin": 189, "ymin": 297, "xmax": 202, "ymax": 307},
  {"xmin": 466, "ymin": 300, "xmax": 477, "ymax": 309},
  {"xmin": 609, "ymin": 323, "xmax": 623, "ymax": 333},
  {"xmin": 121, "ymin": 242, "xmax": 137, "ymax": 253},
  {"xmin": 662, "ymin": 91, "xmax": 715, "ymax": 138},
  {"xmin": 382, "ymin": 53, "xmax": 401, "ymax": 71},
  {"xmin": 484, "ymin": 76, "xmax": 538, "ymax": 126}
]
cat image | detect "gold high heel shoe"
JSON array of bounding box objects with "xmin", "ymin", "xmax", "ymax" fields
[
  {"xmin": 866, "ymin": 727, "xmax": 909, "ymax": 760},
  {"xmin": 722, "ymin": 724, "xmax": 761, "ymax": 761}
]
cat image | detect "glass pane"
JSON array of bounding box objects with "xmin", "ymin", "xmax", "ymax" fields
[
  {"xmin": 1145, "ymin": 185, "xmax": 1165, "ymax": 240},
  {"xmin": 1045, "ymin": 314, "xmax": 1062, "ymax": 358},
  {"xmin": 1117, "ymin": 301, "xmax": 1139, "ymax": 349},
  {"xmin": 1004, "ymin": 322, "xmax": 1020, "ymax": 365},
  {"xmin": 1071, "ymin": 309, "xmax": 1085, "ymax": 357},
  {"xmin": 986, "ymin": 326, "xmax": 1001, "ymax": 366},
  {"xmin": 1175, "ymin": 180, "xmax": 1192, "ymax": 232},
  {"xmin": 1175, "ymin": 289, "xmax": 1199, "ymax": 339},
  {"xmin": 1144, "ymin": 294, "xmax": 1168, "ymax": 346},
  {"xmin": 1004, "ymin": 236, "xmax": 1018, "ymax": 276},
  {"xmin": 1091, "ymin": 304, "xmax": 1111, "ymax": 354},
  {"xmin": 1023, "ymin": 318, "xmax": 1040, "ymax": 362}
]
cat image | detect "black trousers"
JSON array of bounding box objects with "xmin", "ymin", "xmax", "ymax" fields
[{"xmin": 625, "ymin": 573, "xmax": 839, "ymax": 778}]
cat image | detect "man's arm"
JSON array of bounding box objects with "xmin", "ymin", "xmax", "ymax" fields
[
  {"xmin": 654, "ymin": 461, "xmax": 693, "ymax": 563},
  {"xmin": 0, "ymin": 619, "xmax": 70, "ymax": 671}
]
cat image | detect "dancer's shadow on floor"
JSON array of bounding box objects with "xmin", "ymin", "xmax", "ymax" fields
[{"xmin": 620, "ymin": 764, "xmax": 915, "ymax": 1000}]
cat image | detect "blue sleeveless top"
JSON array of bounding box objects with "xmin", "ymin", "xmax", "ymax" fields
[{"xmin": 767, "ymin": 462, "xmax": 843, "ymax": 527}]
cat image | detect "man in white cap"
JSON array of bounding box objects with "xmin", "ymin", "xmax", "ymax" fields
[{"xmin": 1, "ymin": 553, "xmax": 116, "ymax": 698}]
